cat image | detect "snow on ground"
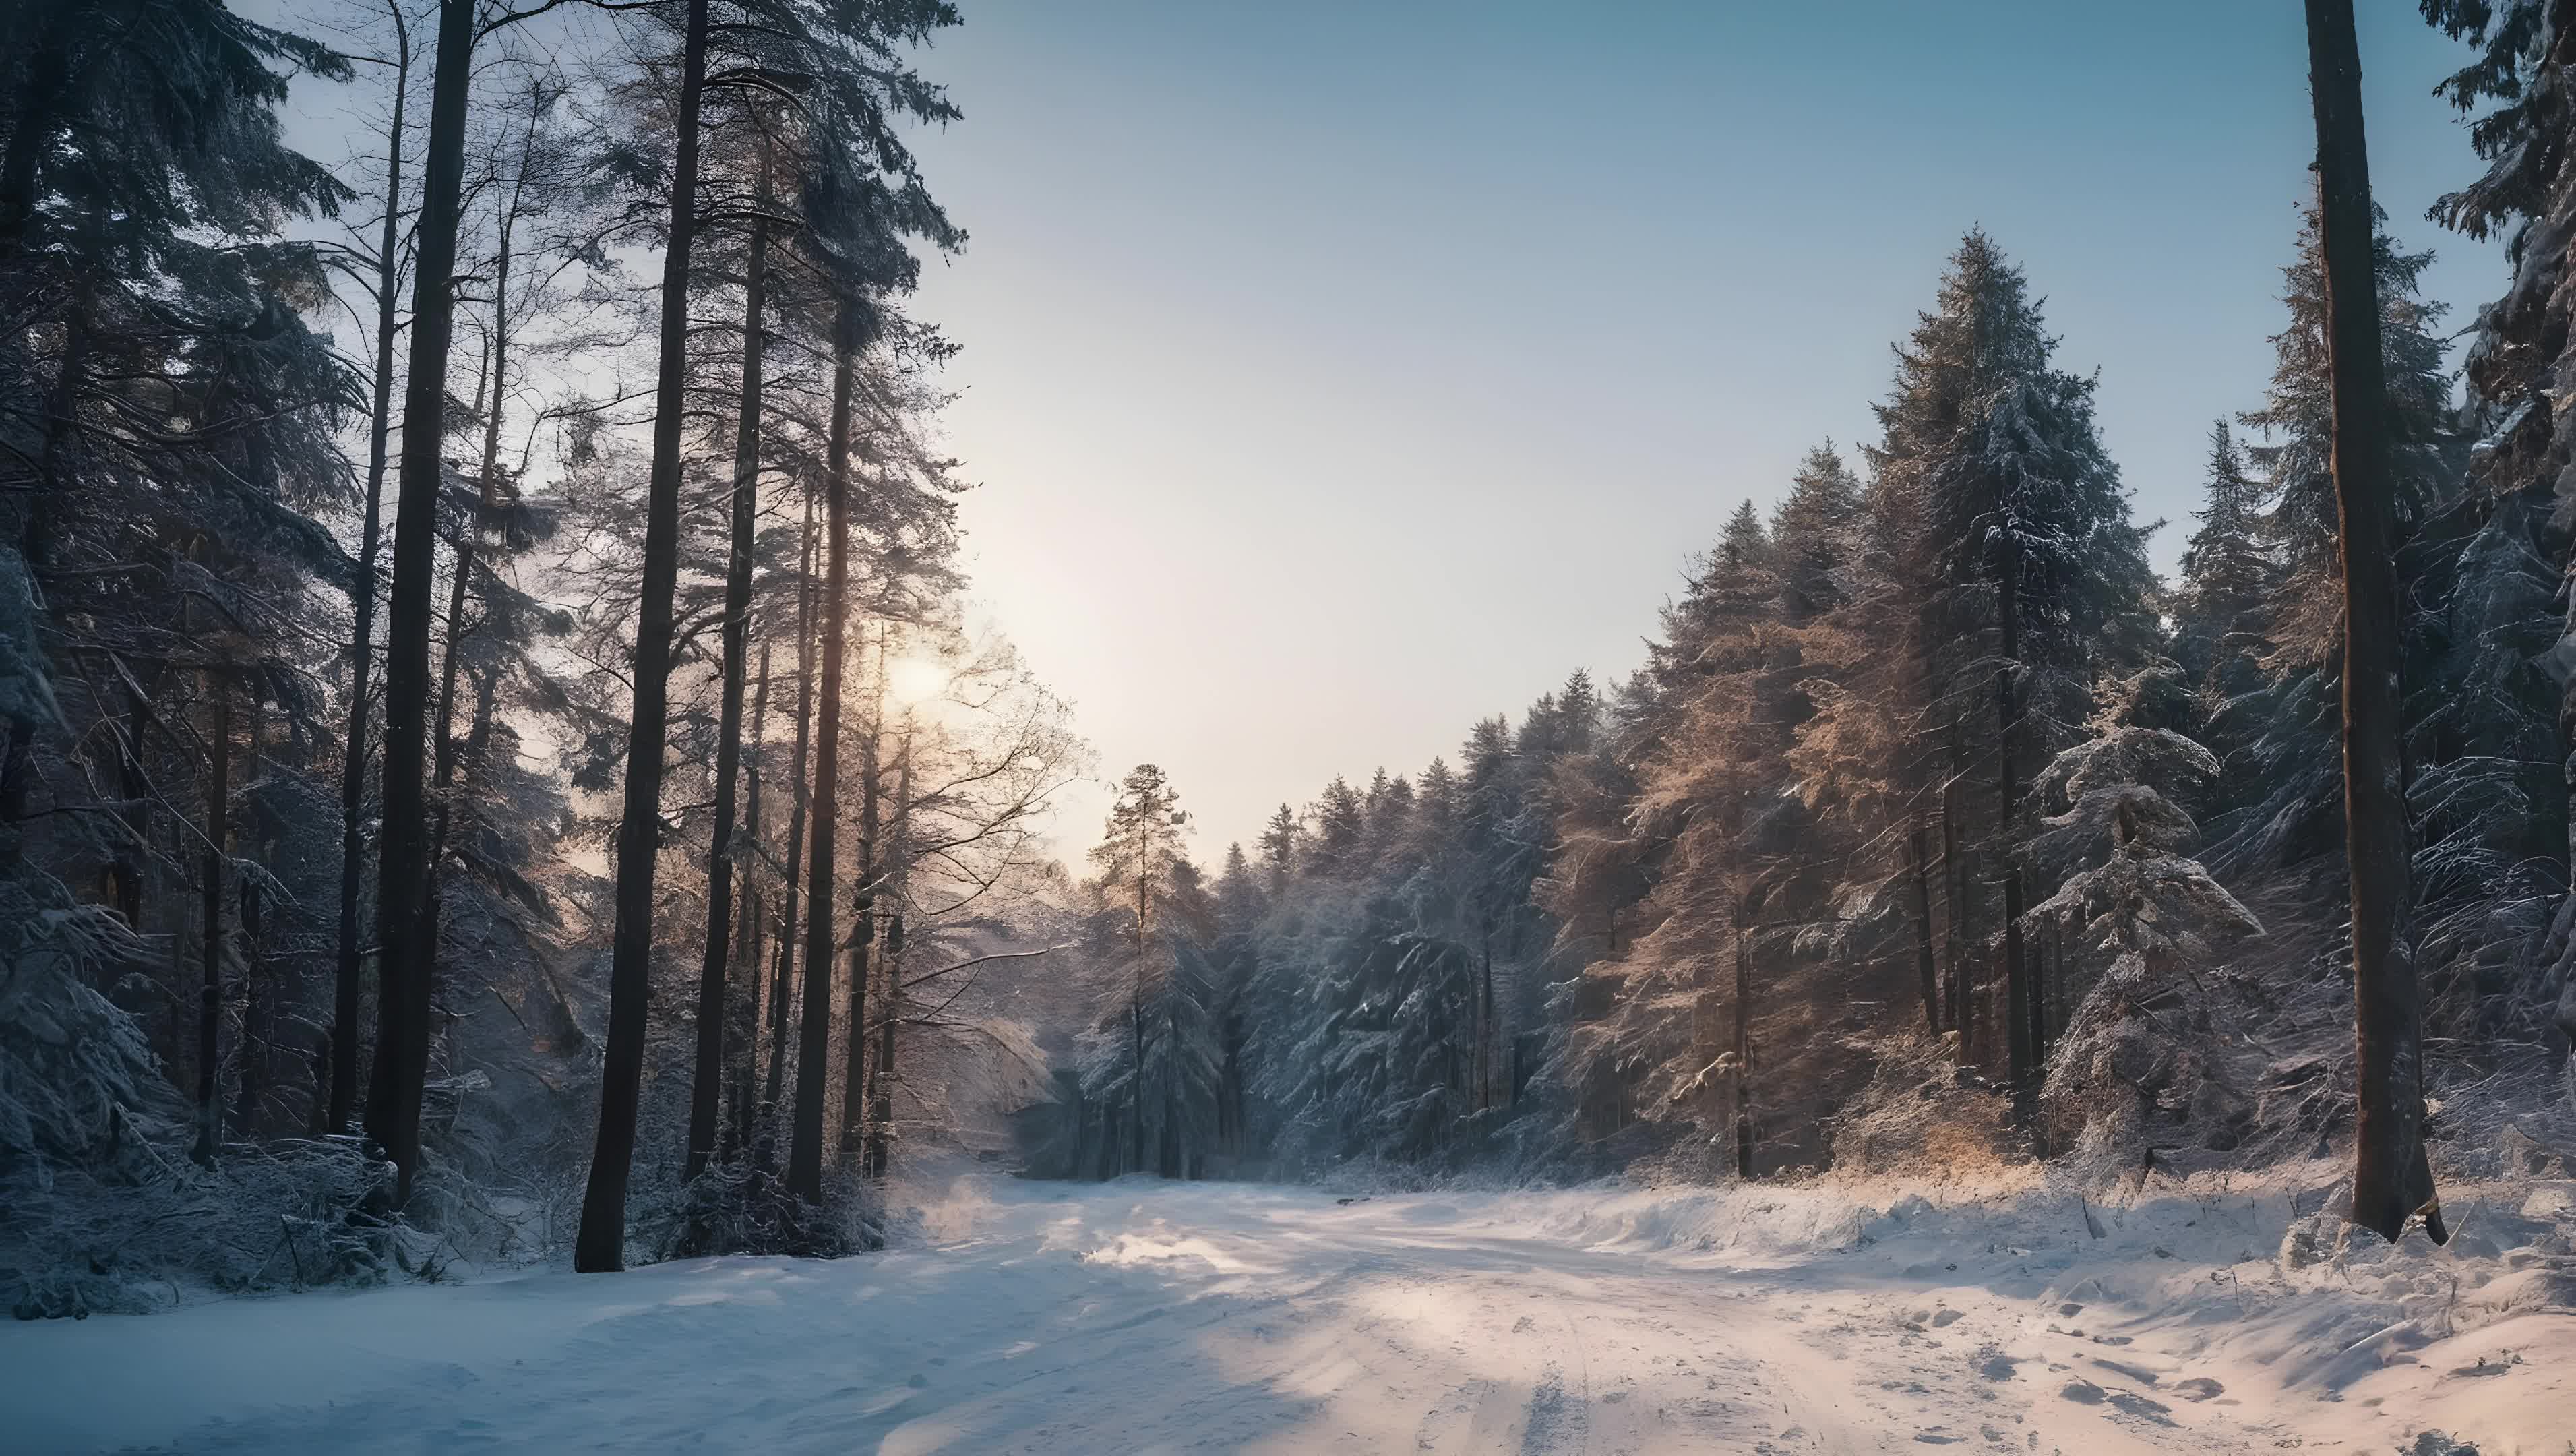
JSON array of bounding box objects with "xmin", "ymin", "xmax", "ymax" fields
[{"xmin": 5, "ymin": 1166, "xmax": 2571, "ymax": 1453}]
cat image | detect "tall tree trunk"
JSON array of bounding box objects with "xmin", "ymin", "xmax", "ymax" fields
[
  {"xmin": 1908, "ymin": 824, "xmax": 1940, "ymax": 1034},
  {"xmin": 233, "ymin": 689, "xmax": 266, "ymax": 1137},
  {"xmin": 1940, "ymin": 785, "xmax": 1965, "ymax": 1050},
  {"xmin": 1478, "ymin": 931, "xmax": 1495, "ymax": 1112},
  {"xmin": 191, "ymin": 677, "xmax": 231, "ymax": 1167},
  {"xmin": 423, "ymin": 94, "xmax": 525, "ymax": 1008},
  {"xmin": 865, "ymin": 742, "xmax": 911, "ymax": 1179},
  {"xmin": 332, "ymin": 0, "xmax": 410, "ymax": 1141},
  {"xmin": 1732, "ymin": 900, "xmax": 1753, "ymax": 1179},
  {"xmin": 763, "ymin": 493, "xmax": 818, "ymax": 1139},
  {"xmin": 1161, "ymin": 1000, "xmax": 1179, "ymax": 1177},
  {"xmin": 574, "ymin": 0, "xmax": 711, "ymax": 1273},
  {"xmin": 686, "ymin": 199, "xmax": 772, "ymax": 1184},
  {"xmin": 867, "ymin": 909, "xmax": 903, "ymax": 1178},
  {"xmin": 1997, "ymin": 545, "xmax": 2031, "ymax": 1104},
  {"xmin": 726, "ymin": 636, "xmax": 772, "ymax": 1159},
  {"xmin": 416, "ymin": 375, "xmax": 495, "ymax": 1025},
  {"xmin": 2304, "ymin": 0, "xmax": 2444, "ymax": 1246},
  {"xmin": 839, "ymin": 891, "xmax": 875, "ymax": 1160},
  {"xmin": 369, "ymin": 0, "xmax": 478, "ymax": 1206},
  {"xmin": 235, "ymin": 857, "xmax": 265, "ymax": 1136},
  {"xmin": 1130, "ymin": 985, "xmax": 1144, "ymax": 1176},
  {"xmin": 840, "ymin": 636, "xmax": 883, "ymax": 1161},
  {"xmin": 113, "ymin": 679, "xmax": 150, "ymax": 932},
  {"xmin": 787, "ymin": 309, "xmax": 861, "ymax": 1207}
]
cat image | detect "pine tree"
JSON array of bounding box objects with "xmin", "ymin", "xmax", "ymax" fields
[
  {"xmin": 2173, "ymin": 421, "xmax": 2273, "ymax": 708},
  {"xmin": 1771, "ymin": 445, "xmax": 1863, "ymax": 628},
  {"xmin": 1308, "ymin": 776, "xmax": 1366, "ymax": 880},
  {"xmin": 2028, "ymin": 715, "xmax": 2261, "ymax": 1155},
  {"xmin": 1258, "ymin": 803, "xmax": 1300, "ymax": 894},
  {"xmin": 2420, "ymin": 0, "xmax": 2576, "ymax": 1079},
  {"xmin": 2212, "ymin": 207, "xmax": 2462, "ymax": 878},
  {"xmin": 1088, "ymin": 764, "xmax": 1192, "ymax": 1173},
  {"xmin": 1872, "ymin": 233, "xmax": 2157, "ymax": 1089}
]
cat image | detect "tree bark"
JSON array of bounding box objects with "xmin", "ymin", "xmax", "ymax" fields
[
  {"xmin": 2304, "ymin": 0, "xmax": 2444, "ymax": 1246},
  {"xmin": 685, "ymin": 198, "xmax": 770, "ymax": 1185},
  {"xmin": 332, "ymin": 0, "xmax": 410, "ymax": 1141},
  {"xmin": 233, "ymin": 690, "xmax": 266, "ymax": 1137},
  {"xmin": 368, "ymin": 0, "xmax": 478, "ymax": 1206},
  {"xmin": 112, "ymin": 677, "xmax": 150, "ymax": 933},
  {"xmin": 762, "ymin": 490, "xmax": 818, "ymax": 1142},
  {"xmin": 726, "ymin": 634, "xmax": 772, "ymax": 1159},
  {"xmin": 839, "ymin": 890, "xmax": 874, "ymax": 1161},
  {"xmin": 786, "ymin": 308, "xmax": 861, "ymax": 1207},
  {"xmin": 1732, "ymin": 900, "xmax": 1753, "ymax": 1179},
  {"xmin": 840, "ymin": 636, "xmax": 882, "ymax": 1161},
  {"xmin": 1908, "ymin": 824, "xmax": 1940, "ymax": 1034},
  {"xmin": 1940, "ymin": 785, "xmax": 1965, "ymax": 1052},
  {"xmin": 574, "ymin": 0, "xmax": 711, "ymax": 1273},
  {"xmin": 191, "ymin": 677, "xmax": 231, "ymax": 1167},
  {"xmin": 1997, "ymin": 536, "xmax": 2031, "ymax": 1103},
  {"xmin": 867, "ymin": 909, "xmax": 902, "ymax": 1178},
  {"xmin": 866, "ymin": 747, "xmax": 911, "ymax": 1179},
  {"xmin": 419, "ymin": 255, "xmax": 510, "ymax": 1024}
]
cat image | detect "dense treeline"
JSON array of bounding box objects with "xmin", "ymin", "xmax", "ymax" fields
[
  {"xmin": 1023, "ymin": 5, "xmax": 2576, "ymax": 1205},
  {"xmin": 4, "ymin": 0, "xmax": 2570, "ymax": 1316},
  {"xmin": 0, "ymin": 0, "xmax": 1094, "ymax": 1313}
]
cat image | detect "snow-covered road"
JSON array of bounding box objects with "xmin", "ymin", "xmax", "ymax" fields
[{"xmin": 7, "ymin": 1174, "xmax": 2567, "ymax": 1453}]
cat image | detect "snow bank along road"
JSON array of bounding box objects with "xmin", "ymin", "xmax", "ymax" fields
[{"xmin": 7, "ymin": 1173, "xmax": 2572, "ymax": 1453}]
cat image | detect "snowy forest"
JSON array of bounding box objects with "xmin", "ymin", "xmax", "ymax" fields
[{"xmin": 7, "ymin": 1, "xmax": 2576, "ymax": 1451}]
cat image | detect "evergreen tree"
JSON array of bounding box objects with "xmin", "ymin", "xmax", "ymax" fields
[
  {"xmin": 2420, "ymin": 0, "xmax": 2576, "ymax": 1077},
  {"xmin": 1086, "ymin": 764, "xmax": 1192, "ymax": 1174},
  {"xmin": 1258, "ymin": 803, "xmax": 1300, "ymax": 894},
  {"xmin": 1878, "ymin": 231, "xmax": 2157, "ymax": 1087},
  {"xmin": 2172, "ymin": 421, "xmax": 2274, "ymax": 709}
]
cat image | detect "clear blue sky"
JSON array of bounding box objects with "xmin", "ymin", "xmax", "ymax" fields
[{"xmin": 896, "ymin": 2, "xmax": 2500, "ymax": 862}]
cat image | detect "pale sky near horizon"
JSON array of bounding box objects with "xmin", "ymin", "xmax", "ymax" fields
[{"xmin": 900, "ymin": 1, "xmax": 2509, "ymax": 866}]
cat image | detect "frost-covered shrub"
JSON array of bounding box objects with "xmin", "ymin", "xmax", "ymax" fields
[
  {"xmin": 1826, "ymin": 1036, "xmax": 2015, "ymax": 1178},
  {"xmin": 0, "ymin": 886, "xmax": 166, "ymax": 1181},
  {"xmin": 3, "ymin": 1134, "xmax": 396, "ymax": 1317},
  {"xmin": 641, "ymin": 1161, "xmax": 874, "ymax": 1261},
  {"xmin": 0, "ymin": 826, "xmax": 400, "ymax": 1315}
]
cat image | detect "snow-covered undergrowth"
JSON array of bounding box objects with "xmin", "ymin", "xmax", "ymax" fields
[
  {"xmin": 4, "ymin": 1168, "xmax": 2568, "ymax": 1453},
  {"xmin": 1421, "ymin": 1161, "xmax": 2576, "ymax": 1451}
]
